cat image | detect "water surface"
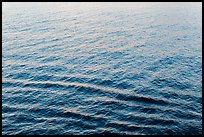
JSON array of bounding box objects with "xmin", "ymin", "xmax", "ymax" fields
[{"xmin": 2, "ymin": 2, "xmax": 202, "ymax": 135}]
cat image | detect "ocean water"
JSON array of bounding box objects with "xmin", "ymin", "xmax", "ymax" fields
[{"xmin": 2, "ymin": 2, "xmax": 202, "ymax": 135}]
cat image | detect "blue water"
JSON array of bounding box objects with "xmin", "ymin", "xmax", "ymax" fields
[{"xmin": 2, "ymin": 2, "xmax": 202, "ymax": 135}]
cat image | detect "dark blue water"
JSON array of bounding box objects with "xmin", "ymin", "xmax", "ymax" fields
[{"xmin": 2, "ymin": 2, "xmax": 202, "ymax": 135}]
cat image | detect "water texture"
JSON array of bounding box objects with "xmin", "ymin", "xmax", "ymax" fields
[{"xmin": 2, "ymin": 2, "xmax": 202, "ymax": 135}]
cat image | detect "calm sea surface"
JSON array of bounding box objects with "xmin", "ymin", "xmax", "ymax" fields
[{"xmin": 2, "ymin": 2, "xmax": 202, "ymax": 135}]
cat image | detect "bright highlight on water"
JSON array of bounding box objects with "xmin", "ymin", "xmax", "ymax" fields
[{"xmin": 2, "ymin": 2, "xmax": 202, "ymax": 135}]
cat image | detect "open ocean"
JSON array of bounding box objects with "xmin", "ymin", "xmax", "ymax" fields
[{"xmin": 2, "ymin": 2, "xmax": 202, "ymax": 135}]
